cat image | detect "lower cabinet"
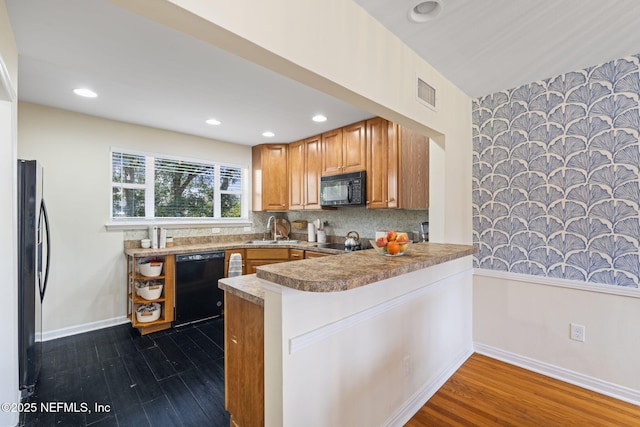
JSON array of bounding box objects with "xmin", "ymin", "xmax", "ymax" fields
[
  {"xmin": 225, "ymin": 249, "xmax": 246, "ymax": 277},
  {"xmin": 245, "ymin": 248, "xmax": 290, "ymax": 274},
  {"xmin": 126, "ymin": 254, "xmax": 175, "ymax": 335},
  {"xmin": 305, "ymin": 250, "xmax": 332, "ymax": 259},
  {"xmin": 289, "ymin": 248, "xmax": 305, "ymax": 260},
  {"xmin": 225, "ymin": 292, "xmax": 264, "ymax": 427}
]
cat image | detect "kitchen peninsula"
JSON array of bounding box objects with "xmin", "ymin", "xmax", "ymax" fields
[{"xmin": 219, "ymin": 242, "xmax": 476, "ymax": 427}]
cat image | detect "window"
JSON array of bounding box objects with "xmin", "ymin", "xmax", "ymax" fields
[{"xmin": 111, "ymin": 149, "xmax": 247, "ymax": 221}]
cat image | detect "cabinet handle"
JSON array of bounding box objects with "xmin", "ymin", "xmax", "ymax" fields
[
  {"xmin": 231, "ymin": 335, "xmax": 238, "ymax": 344},
  {"xmin": 292, "ymin": 254, "xmax": 300, "ymax": 258}
]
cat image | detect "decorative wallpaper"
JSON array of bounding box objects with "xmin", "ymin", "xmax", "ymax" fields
[{"xmin": 472, "ymin": 55, "xmax": 640, "ymax": 288}]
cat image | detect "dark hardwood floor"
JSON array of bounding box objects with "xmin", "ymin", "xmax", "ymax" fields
[
  {"xmin": 20, "ymin": 317, "xmax": 229, "ymax": 427},
  {"xmin": 406, "ymin": 353, "xmax": 640, "ymax": 427},
  {"xmin": 24, "ymin": 322, "xmax": 640, "ymax": 427}
]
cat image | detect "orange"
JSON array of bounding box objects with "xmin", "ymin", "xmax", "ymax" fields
[{"xmin": 387, "ymin": 241, "xmax": 401, "ymax": 255}]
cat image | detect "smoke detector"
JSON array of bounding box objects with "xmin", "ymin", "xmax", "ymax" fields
[{"xmin": 408, "ymin": 0, "xmax": 443, "ymax": 23}]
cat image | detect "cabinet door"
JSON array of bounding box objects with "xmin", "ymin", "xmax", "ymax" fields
[
  {"xmin": 289, "ymin": 249, "xmax": 305, "ymax": 261},
  {"xmin": 342, "ymin": 121, "xmax": 367, "ymax": 173},
  {"xmin": 321, "ymin": 128, "xmax": 343, "ymax": 175},
  {"xmin": 366, "ymin": 117, "xmax": 390, "ymax": 209},
  {"xmin": 398, "ymin": 126, "xmax": 429, "ymax": 209},
  {"xmin": 253, "ymin": 144, "xmax": 288, "ymax": 211},
  {"xmin": 305, "ymin": 135, "xmax": 322, "ymax": 209},
  {"xmin": 225, "ymin": 292, "xmax": 264, "ymax": 427},
  {"xmin": 304, "ymin": 251, "xmax": 331, "ymax": 259},
  {"xmin": 288, "ymin": 140, "xmax": 305, "ymax": 210},
  {"xmin": 224, "ymin": 249, "xmax": 246, "ymax": 276}
]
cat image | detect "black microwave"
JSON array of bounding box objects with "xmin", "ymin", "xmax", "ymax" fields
[{"xmin": 320, "ymin": 170, "xmax": 366, "ymax": 207}]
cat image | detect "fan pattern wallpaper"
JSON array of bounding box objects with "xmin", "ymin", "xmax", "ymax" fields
[{"xmin": 472, "ymin": 55, "xmax": 640, "ymax": 288}]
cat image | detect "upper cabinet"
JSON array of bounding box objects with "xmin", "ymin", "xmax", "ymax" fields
[
  {"xmin": 252, "ymin": 144, "xmax": 288, "ymax": 211},
  {"xmin": 366, "ymin": 118, "xmax": 429, "ymax": 209},
  {"xmin": 289, "ymin": 135, "xmax": 322, "ymax": 210},
  {"xmin": 397, "ymin": 125, "xmax": 429, "ymax": 209},
  {"xmin": 321, "ymin": 121, "xmax": 366, "ymax": 176},
  {"xmin": 252, "ymin": 118, "xmax": 428, "ymax": 212},
  {"xmin": 366, "ymin": 117, "xmax": 395, "ymax": 209}
]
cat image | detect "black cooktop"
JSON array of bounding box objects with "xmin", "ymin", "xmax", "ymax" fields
[{"xmin": 315, "ymin": 241, "xmax": 372, "ymax": 251}]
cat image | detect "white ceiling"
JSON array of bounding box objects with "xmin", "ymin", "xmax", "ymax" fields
[
  {"xmin": 7, "ymin": 0, "xmax": 640, "ymax": 146},
  {"xmin": 5, "ymin": 0, "xmax": 374, "ymax": 146},
  {"xmin": 356, "ymin": 0, "xmax": 640, "ymax": 98}
]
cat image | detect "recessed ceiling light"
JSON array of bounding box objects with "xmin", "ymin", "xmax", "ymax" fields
[
  {"xmin": 408, "ymin": 0, "xmax": 443, "ymax": 22},
  {"xmin": 206, "ymin": 118, "xmax": 221, "ymax": 125},
  {"xmin": 312, "ymin": 114, "xmax": 327, "ymax": 122},
  {"xmin": 262, "ymin": 131, "xmax": 275, "ymax": 138},
  {"xmin": 73, "ymin": 88, "xmax": 98, "ymax": 98}
]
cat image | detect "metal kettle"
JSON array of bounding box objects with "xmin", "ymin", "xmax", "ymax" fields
[{"xmin": 344, "ymin": 231, "xmax": 360, "ymax": 248}]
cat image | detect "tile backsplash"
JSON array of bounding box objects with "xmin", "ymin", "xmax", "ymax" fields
[{"xmin": 124, "ymin": 208, "xmax": 428, "ymax": 242}]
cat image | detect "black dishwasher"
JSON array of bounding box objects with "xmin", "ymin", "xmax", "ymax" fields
[{"xmin": 174, "ymin": 251, "xmax": 225, "ymax": 326}]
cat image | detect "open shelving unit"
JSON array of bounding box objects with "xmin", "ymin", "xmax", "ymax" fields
[{"xmin": 126, "ymin": 254, "xmax": 174, "ymax": 335}]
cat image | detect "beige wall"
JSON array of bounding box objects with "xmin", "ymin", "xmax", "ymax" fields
[
  {"xmin": 17, "ymin": 102, "xmax": 252, "ymax": 333},
  {"xmin": 474, "ymin": 274, "xmax": 640, "ymax": 395},
  {"xmin": 0, "ymin": 0, "xmax": 17, "ymax": 85},
  {"xmin": 0, "ymin": 0, "xmax": 19, "ymax": 424}
]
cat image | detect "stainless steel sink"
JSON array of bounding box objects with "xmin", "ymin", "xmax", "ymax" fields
[{"xmin": 243, "ymin": 239, "xmax": 300, "ymax": 245}]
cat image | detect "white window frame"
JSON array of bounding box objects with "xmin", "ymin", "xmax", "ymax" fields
[{"xmin": 107, "ymin": 147, "xmax": 250, "ymax": 230}]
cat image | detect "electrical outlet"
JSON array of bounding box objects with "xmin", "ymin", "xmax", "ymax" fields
[
  {"xmin": 402, "ymin": 356, "xmax": 410, "ymax": 377},
  {"xmin": 211, "ymin": 227, "xmax": 221, "ymax": 234},
  {"xmin": 570, "ymin": 323, "xmax": 585, "ymax": 342}
]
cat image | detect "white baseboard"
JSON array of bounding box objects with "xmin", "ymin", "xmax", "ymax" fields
[
  {"xmin": 474, "ymin": 342, "xmax": 640, "ymax": 407},
  {"xmin": 39, "ymin": 316, "xmax": 130, "ymax": 342},
  {"xmin": 384, "ymin": 346, "xmax": 474, "ymax": 427}
]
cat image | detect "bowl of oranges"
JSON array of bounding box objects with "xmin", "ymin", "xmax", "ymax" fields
[{"xmin": 370, "ymin": 231, "xmax": 412, "ymax": 256}]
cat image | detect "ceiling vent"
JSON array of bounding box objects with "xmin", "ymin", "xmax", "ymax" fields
[{"xmin": 416, "ymin": 77, "xmax": 437, "ymax": 110}]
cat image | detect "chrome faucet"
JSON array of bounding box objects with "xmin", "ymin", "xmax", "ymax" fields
[{"xmin": 266, "ymin": 216, "xmax": 277, "ymax": 240}]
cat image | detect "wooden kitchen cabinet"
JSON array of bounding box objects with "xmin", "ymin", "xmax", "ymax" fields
[
  {"xmin": 245, "ymin": 248, "xmax": 290, "ymax": 274},
  {"xmin": 289, "ymin": 248, "xmax": 305, "ymax": 261},
  {"xmin": 126, "ymin": 254, "xmax": 174, "ymax": 335},
  {"xmin": 366, "ymin": 118, "xmax": 429, "ymax": 209},
  {"xmin": 225, "ymin": 292, "xmax": 264, "ymax": 427},
  {"xmin": 289, "ymin": 135, "xmax": 322, "ymax": 210},
  {"xmin": 397, "ymin": 124, "xmax": 429, "ymax": 208},
  {"xmin": 304, "ymin": 250, "xmax": 332, "ymax": 259},
  {"xmin": 252, "ymin": 144, "xmax": 288, "ymax": 211},
  {"xmin": 321, "ymin": 121, "xmax": 366, "ymax": 176},
  {"xmin": 224, "ymin": 249, "xmax": 246, "ymax": 277}
]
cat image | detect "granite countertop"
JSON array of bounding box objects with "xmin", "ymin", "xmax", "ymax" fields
[
  {"xmin": 217, "ymin": 274, "xmax": 267, "ymax": 306},
  {"xmin": 124, "ymin": 240, "xmax": 343, "ymax": 257},
  {"xmin": 219, "ymin": 242, "xmax": 476, "ymax": 302},
  {"xmin": 256, "ymin": 242, "xmax": 476, "ymax": 292}
]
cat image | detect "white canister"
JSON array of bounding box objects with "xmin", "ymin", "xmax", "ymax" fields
[
  {"xmin": 308, "ymin": 223, "xmax": 316, "ymax": 242},
  {"xmin": 317, "ymin": 229, "xmax": 327, "ymax": 243}
]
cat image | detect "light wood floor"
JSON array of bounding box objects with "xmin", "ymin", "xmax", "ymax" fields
[{"xmin": 406, "ymin": 353, "xmax": 640, "ymax": 427}]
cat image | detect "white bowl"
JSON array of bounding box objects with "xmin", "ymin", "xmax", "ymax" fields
[
  {"xmin": 136, "ymin": 282, "xmax": 163, "ymax": 300},
  {"xmin": 138, "ymin": 261, "xmax": 163, "ymax": 277},
  {"xmin": 136, "ymin": 302, "xmax": 161, "ymax": 323}
]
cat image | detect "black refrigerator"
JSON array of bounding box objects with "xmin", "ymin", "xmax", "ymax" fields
[{"xmin": 17, "ymin": 159, "xmax": 51, "ymax": 397}]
